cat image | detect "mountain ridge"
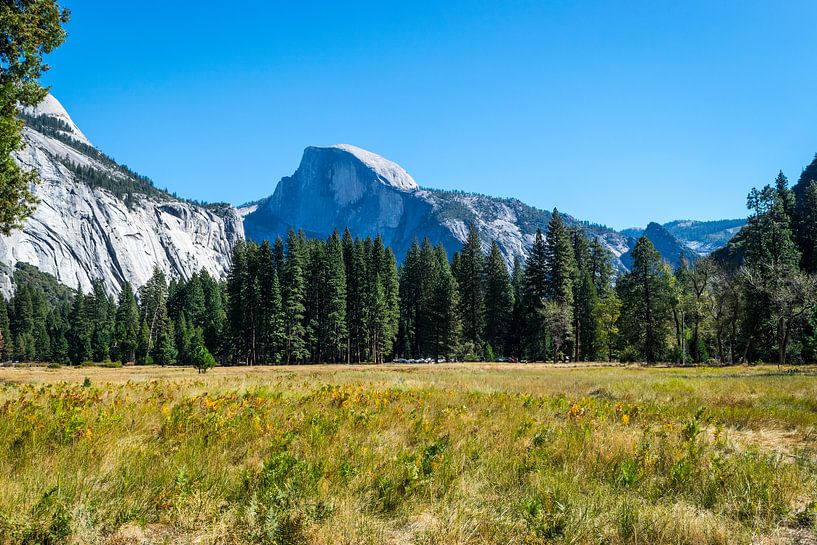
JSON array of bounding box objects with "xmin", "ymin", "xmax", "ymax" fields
[{"xmin": 1, "ymin": 95, "xmax": 744, "ymax": 296}]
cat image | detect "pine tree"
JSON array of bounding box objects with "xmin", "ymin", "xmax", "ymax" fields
[
  {"xmin": 508, "ymin": 256, "xmax": 525, "ymax": 358},
  {"xmin": 151, "ymin": 315, "xmax": 177, "ymax": 366},
  {"xmin": 484, "ymin": 241, "xmax": 513, "ymax": 356},
  {"xmin": 47, "ymin": 302, "xmax": 70, "ymax": 364},
  {"xmin": 184, "ymin": 273, "xmax": 207, "ymax": 327},
  {"xmin": 68, "ymin": 293, "xmax": 92, "ymax": 365},
  {"xmin": 267, "ymin": 270, "xmax": 285, "ymax": 363},
  {"xmin": 227, "ymin": 240, "xmax": 258, "ymax": 363},
  {"xmin": 523, "ymin": 228, "xmax": 549, "ymax": 359},
  {"xmin": 343, "ymin": 230, "xmax": 366, "ymax": 362},
  {"xmin": 456, "ymin": 224, "xmax": 485, "ymax": 347},
  {"xmin": 136, "ymin": 319, "xmax": 151, "ymax": 364},
  {"xmin": 398, "ymin": 239, "xmax": 423, "ymax": 357},
  {"xmin": 743, "ymin": 176, "xmax": 803, "ymax": 363},
  {"xmin": 303, "ymin": 239, "xmax": 323, "ymax": 360},
  {"xmin": 89, "ymin": 280, "xmax": 113, "ymax": 362},
  {"xmin": 544, "ymin": 210, "xmax": 575, "ymax": 305},
  {"xmin": 200, "ymin": 270, "xmax": 227, "ymax": 360},
  {"xmin": 11, "ymin": 285, "xmax": 34, "ymax": 360},
  {"xmin": 257, "ymin": 241, "xmax": 278, "ymax": 363},
  {"xmin": 139, "ymin": 267, "xmax": 169, "ymax": 357},
  {"xmin": 430, "ymin": 244, "xmax": 460, "ymax": 361},
  {"xmin": 190, "ymin": 326, "xmax": 216, "ymax": 373},
  {"xmin": 324, "ymin": 231, "xmax": 348, "ymax": 362},
  {"xmin": 617, "ymin": 236, "xmax": 674, "ymax": 362},
  {"xmin": 417, "ymin": 239, "xmax": 441, "ymax": 357},
  {"xmin": 283, "ymin": 229, "xmax": 308, "ymax": 363},
  {"xmin": 798, "ymin": 181, "xmax": 817, "ymax": 273},
  {"xmin": 175, "ymin": 312, "xmax": 194, "ymax": 363},
  {"xmin": 30, "ymin": 286, "xmax": 50, "ymax": 361},
  {"xmin": 0, "ymin": 296, "xmax": 9, "ymax": 361},
  {"xmin": 273, "ymin": 236, "xmax": 286, "ymax": 279},
  {"xmin": 381, "ymin": 246, "xmax": 401, "ymax": 359},
  {"xmin": 114, "ymin": 282, "xmax": 139, "ymax": 363}
]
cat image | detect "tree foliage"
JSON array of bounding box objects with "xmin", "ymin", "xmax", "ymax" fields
[{"xmin": 0, "ymin": 0, "xmax": 69, "ymax": 235}]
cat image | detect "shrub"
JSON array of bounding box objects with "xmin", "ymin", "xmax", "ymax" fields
[{"xmin": 191, "ymin": 345, "xmax": 217, "ymax": 374}]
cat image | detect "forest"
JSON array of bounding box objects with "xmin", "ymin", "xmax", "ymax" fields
[{"xmin": 2, "ymin": 163, "xmax": 817, "ymax": 368}]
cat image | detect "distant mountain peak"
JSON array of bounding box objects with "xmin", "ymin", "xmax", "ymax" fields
[
  {"xmin": 621, "ymin": 221, "xmax": 694, "ymax": 270},
  {"xmin": 320, "ymin": 144, "xmax": 419, "ymax": 191}
]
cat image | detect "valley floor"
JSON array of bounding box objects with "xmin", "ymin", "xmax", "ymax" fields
[{"xmin": 0, "ymin": 363, "xmax": 816, "ymax": 544}]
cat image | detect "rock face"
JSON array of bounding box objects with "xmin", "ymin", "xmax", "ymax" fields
[
  {"xmin": 243, "ymin": 145, "xmax": 633, "ymax": 268},
  {"xmin": 0, "ymin": 95, "xmax": 243, "ymax": 296}
]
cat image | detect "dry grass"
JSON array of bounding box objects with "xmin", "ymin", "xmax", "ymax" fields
[{"xmin": 0, "ymin": 363, "xmax": 815, "ymax": 544}]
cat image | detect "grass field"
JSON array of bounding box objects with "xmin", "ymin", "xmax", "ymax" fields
[{"xmin": 0, "ymin": 363, "xmax": 815, "ymax": 545}]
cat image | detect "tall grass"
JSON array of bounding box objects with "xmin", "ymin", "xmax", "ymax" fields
[{"xmin": 0, "ymin": 364, "xmax": 814, "ymax": 544}]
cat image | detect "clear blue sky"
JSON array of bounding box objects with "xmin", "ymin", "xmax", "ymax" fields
[{"xmin": 42, "ymin": 1, "xmax": 817, "ymax": 229}]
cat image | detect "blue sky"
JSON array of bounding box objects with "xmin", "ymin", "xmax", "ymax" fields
[{"xmin": 42, "ymin": 1, "xmax": 817, "ymax": 229}]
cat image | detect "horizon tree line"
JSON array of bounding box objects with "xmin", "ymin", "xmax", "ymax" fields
[{"xmin": 3, "ymin": 159, "xmax": 817, "ymax": 366}]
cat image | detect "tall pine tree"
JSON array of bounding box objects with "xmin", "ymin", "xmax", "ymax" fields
[{"xmin": 484, "ymin": 241, "xmax": 513, "ymax": 356}]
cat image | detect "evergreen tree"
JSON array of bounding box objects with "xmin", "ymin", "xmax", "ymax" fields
[
  {"xmin": 114, "ymin": 282, "xmax": 139, "ymax": 363},
  {"xmin": 139, "ymin": 267, "xmax": 169, "ymax": 358},
  {"xmin": 456, "ymin": 224, "xmax": 485, "ymax": 347},
  {"xmin": 283, "ymin": 229, "xmax": 308, "ymax": 363},
  {"xmin": 11, "ymin": 284, "xmax": 34, "ymax": 360},
  {"xmin": 46, "ymin": 301, "xmax": 70, "ymax": 364},
  {"xmin": 89, "ymin": 280, "xmax": 113, "ymax": 362},
  {"xmin": 429, "ymin": 244, "xmax": 460, "ymax": 361},
  {"xmin": 508, "ymin": 256, "xmax": 525, "ymax": 358},
  {"xmin": 343, "ymin": 230, "xmax": 366, "ymax": 362},
  {"xmin": 381, "ymin": 246, "xmax": 401, "ymax": 359},
  {"xmin": 136, "ymin": 319, "xmax": 151, "ymax": 364},
  {"xmin": 68, "ymin": 293, "xmax": 92, "ymax": 365},
  {"xmin": 544, "ymin": 210, "xmax": 575, "ymax": 305},
  {"xmin": 200, "ymin": 270, "xmax": 227, "ymax": 360},
  {"xmin": 398, "ymin": 239, "xmax": 423, "ymax": 357},
  {"xmin": 617, "ymin": 236, "xmax": 674, "ymax": 362},
  {"xmin": 191, "ymin": 327, "xmax": 216, "ymax": 373},
  {"xmin": 797, "ymin": 181, "xmax": 817, "ymax": 273},
  {"xmin": 0, "ymin": 296, "xmax": 9, "ymax": 361},
  {"xmin": 324, "ymin": 231, "xmax": 348, "ymax": 362},
  {"xmin": 570, "ymin": 229, "xmax": 599, "ymax": 361},
  {"xmin": 30, "ymin": 286, "xmax": 50, "ymax": 361},
  {"xmin": 257, "ymin": 241, "xmax": 279, "ymax": 363},
  {"xmin": 484, "ymin": 241, "xmax": 513, "ymax": 356},
  {"xmin": 175, "ymin": 312, "xmax": 194, "ymax": 364},
  {"xmin": 742, "ymin": 175, "xmax": 803, "ymax": 362},
  {"xmin": 523, "ymin": 229, "xmax": 549, "ymax": 359},
  {"xmin": 151, "ymin": 315, "xmax": 177, "ymax": 366}
]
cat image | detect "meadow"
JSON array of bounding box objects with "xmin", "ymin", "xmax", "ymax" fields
[{"xmin": 0, "ymin": 363, "xmax": 815, "ymax": 545}]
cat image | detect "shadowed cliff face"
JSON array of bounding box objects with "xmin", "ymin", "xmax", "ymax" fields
[{"xmin": 0, "ymin": 96, "xmax": 243, "ymax": 296}]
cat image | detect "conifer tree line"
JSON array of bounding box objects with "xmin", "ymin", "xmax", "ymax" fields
[{"xmin": 2, "ymin": 159, "xmax": 817, "ymax": 366}]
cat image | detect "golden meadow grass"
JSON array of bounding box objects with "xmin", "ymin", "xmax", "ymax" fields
[{"xmin": 0, "ymin": 363, "xmax": 815, "ymax": 544}]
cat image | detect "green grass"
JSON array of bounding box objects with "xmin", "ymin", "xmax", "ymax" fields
[{"xmin": 0, "ymin": 363, "xmax": 815, "ymax": 544}]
